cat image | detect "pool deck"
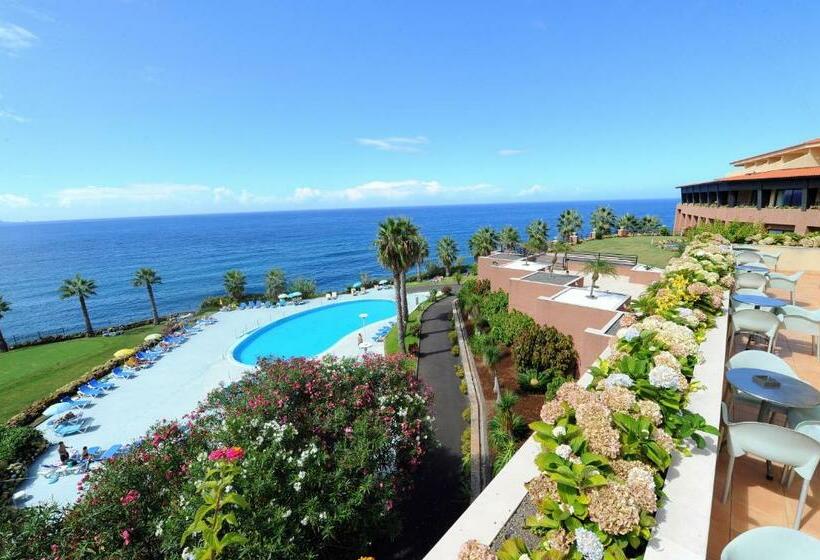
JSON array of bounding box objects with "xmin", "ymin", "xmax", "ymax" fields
[{"xmin": 18, "ymin": 289, "xmax": 420, "ymax": 507}]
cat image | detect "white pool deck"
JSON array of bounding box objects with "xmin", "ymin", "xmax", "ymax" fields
[{"xmin": 18, "ymin": 290, "xmax": 421, "ymax": 507}]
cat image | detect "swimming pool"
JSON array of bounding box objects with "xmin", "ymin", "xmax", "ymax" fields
[{"xmin": 232, "ymin": 299, "xmax": 397, "ymax": 364}]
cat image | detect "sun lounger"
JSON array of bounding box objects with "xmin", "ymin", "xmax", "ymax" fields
[
  {"xmin": 88, "ymin": 379, "xmax": 115, "ymax": 391},
  {"xmin": 99, "ymin": 444, "xmax": 123, "ymax": 460},
  {"xmin": 77, "ymin": 385, "xmax": 104, "ymax": 398},
  {"xmin": 60, "ymin": 396, "xmax": 91, "ymax": 408},
  {"xmin": 112, "ymin": 368, "xmax": 135, "ymax": 380},
  {"xmin": 54, "ymin": 418, "xmax": 91, "ymax": 437}
]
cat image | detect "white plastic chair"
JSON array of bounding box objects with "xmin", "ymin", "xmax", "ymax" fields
[
  {"xmin": 736, "ymin": 251, "xmax": 764, "ymax": 264},
  {"xmin": 720, "ymin": 526, "xmax": 820, "ymax": 559},
  {"xmin": 720, "ymin": 403, "xmax": 820, "ymax": 529},
  {"xmin": 759, "ymin": 252, "xmax": 781, "ymax": 271},
  {"xmin": 768, "ymin": 271, "xmax": 804, "ymax": 305},
  {"xmin": 725, "ymin": 350, "xmax": 799, "ymax": 419},
  {"xmin": 735, "ymin": 271, "xmax": 768, "ymax": 290},
  {"xmin": 728, "ymin": 309, "xmax": 781, "ymax": 354},
  {"xmin": 778, "ymin": 305, "xmax": 820, "ymax": 360},
  {"xmin": 788, "ymin": 405, "xmax": 820, "ymax": 428}
]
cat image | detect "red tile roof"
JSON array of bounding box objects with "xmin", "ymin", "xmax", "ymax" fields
[{"xmin": 722, "ymin": 166, "xmax": 820, "ymax": 181}]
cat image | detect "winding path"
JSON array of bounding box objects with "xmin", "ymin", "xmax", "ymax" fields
[{"xmin": 377, "ymin": 295, "xmax": 469, "ymax": 559}]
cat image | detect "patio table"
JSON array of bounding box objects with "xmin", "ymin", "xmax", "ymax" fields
[
  {"xmin": 731, "ymin": 293, "xmax": 787, "ymax": 310},
  {"xmin": 726, "ymin": 367, "xmax": 820, "ymax": 478},
  {"xmin": 736, "ymin": 264, "xmax": 769, "ymax": 273}
]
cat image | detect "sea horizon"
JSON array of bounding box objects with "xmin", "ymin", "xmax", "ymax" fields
[{"xmin": 0, "ymin": 198, "xmax": 678, "ymax": 342}]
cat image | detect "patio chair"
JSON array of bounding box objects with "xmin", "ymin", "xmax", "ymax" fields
[
  {"xmin": 735, "ymin": 251, "xmax": 764, "ymax": 265},
  {"xmin": 778, "ymin": 305, "xmax": 820, "ymax": 360},
  {"xmin": 725, "ymin": 350, "xmax": 800, "ymax": 420},
  {"xmin": 735, "ymin": 271, "xmax": 768, "ymax": 291},
  {"xmin": 720, "ymin": 526, "xmax": 820, "ymax": 559},
  {"xmin": 720, "ymin": 403, "xmax": 820, "ymax": 529},
  {"xmin": 768, "ymin": 271, "xmax": 804, "ymax": 305},
  {"xmin": 759, "ymin": 253, "xmax": 781, "ymax": 270},
  {"xmin": 728, "ymin": 309, "xmax": 781, "ymax": 354},
  {"xmin": 788, "ymin": 405, "xmax": 820, "ymax": 429}
]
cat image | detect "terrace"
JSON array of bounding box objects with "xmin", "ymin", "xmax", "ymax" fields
[{"xmin": 434, "ymin": 241, "xmax": 820, "ymax": 558}]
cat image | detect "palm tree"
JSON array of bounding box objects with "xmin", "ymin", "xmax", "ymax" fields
[
  {"xmin": 468, "ymin": 226, "xmax": 498, "ymax": 259},
  {"xmin": 223, "ymin": 270, "xmax": 247, "ymax": 302},
  {"xmin": 589, "ymin": 206, "xmax": 617, "ymax": 238},
  {"xmin": 583, "ymin": 257, "xmax": 618, "ymax": 299},
  {"xmin": 59, "ymin": 274, "xmax": 97, "ymax": 336},
  {"xmin": 265, "ymin": 268, "xmax": 286, "ymax": 300},
  {"xmin": 375, "ymin": 217, "xmax": 418, "ymax": 352},
  {"xmin": 618, "ymin": 213, "xmax": 640, "ymax": 234},
  {"xmin": 436, "ymin": 236, "xmax": 458, "ymax": 277},
  {"xmin": 0, "ymin": 295, "xmax": 10, "ymax": 352},
  {"xmin": 132, "ymin": 268, "xmax": 162, "ymax": 325},
  {"xmin": 490, "ymin": 390, "xmax": 526, "ymax": 473},
  {"xmin": 524, "ymin": 219, "xmax": 549, "ymax": 254},
  {"xmin": 413, "ymin": 234, "xmax": 429, "ymax": 282},
  {"xmin": 498, "ymin": 226, "xmax": 520, "ymax": 252},
  {"xmin": 557, "ymin": 209, "xmax": 583, "ymax": 241},
  {"xmin": 549, "ymin": 241, "xmax": 569, "ymax": 273},
  {"xmin": 641, "ymin": 215, "xmax": 662, "ymax": 234}
]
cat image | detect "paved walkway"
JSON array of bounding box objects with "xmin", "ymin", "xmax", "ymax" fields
[{"xmin": 377, "ymin": 296, "xmax": 469, "ymax": 559}]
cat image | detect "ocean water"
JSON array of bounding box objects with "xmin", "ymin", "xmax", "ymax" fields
[{"xmin": 0, "ymin": 199, "xmax": 676, "ymax": 341}]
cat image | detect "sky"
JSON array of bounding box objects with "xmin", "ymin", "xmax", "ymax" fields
[{"xmin": 1, "ymin": 0, "xmax": 819, "ymax": 222}]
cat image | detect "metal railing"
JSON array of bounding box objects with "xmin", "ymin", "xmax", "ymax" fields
[{"xmin": 564, "ymin": 251, "xmax": 638, "ymax": 267}]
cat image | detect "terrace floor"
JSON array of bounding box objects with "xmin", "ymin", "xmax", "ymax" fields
[{"xmin": 707, "ymin": 271, "xmax": 820, "ymax": 559}]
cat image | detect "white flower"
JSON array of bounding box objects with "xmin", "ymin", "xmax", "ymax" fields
[
  {"xmin": 676, "ymin": 307, "xmax": 693, "ymax": 318},
  {"xmin": 301, "ymin": 516, "xmax": 309, "ymax": 526},
  {"xmin": 282, "ymin": 509, "xmax": 291, "ymax": 518},
  {"xmin": 617, "ymin": 326, "xmax": 640, "ymax": 341},
  {"xmin": 154, "ymin": 521, "xmax": 163, "ymax": 537},
  {"xmin": 318, "ymin": 511, "xmax": 327, "ymax": 520},
  {"xmin": 555, "ymin": 444, "xmax": 573, "ymax": 460},
  {"xmin": 603, "ymin": 373, "xmax": 633, "ymax": 388},
  {"xmin": 648, "ymin": 365, "xmax": 681, "ymax": 389},
  {"xmin": 519, "ymin": 554, "xmax": 532, "ymax": 560},
  {"xmin": 293, "ymin": 481, "xmax": 302, "ymax": 492},
  {"xmin": 552, "ymin": 426, "xmax": 567, "ymax": 437},
  {"xmin": 574, "ymin": 527, "xmax": 604, "ymax": 560},
  {"xmin": 182, "ymin": 548, "xmax": 196, "ymax": 560}
]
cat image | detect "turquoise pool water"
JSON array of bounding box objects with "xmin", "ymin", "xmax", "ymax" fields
[{"xmin": 233, "ymin": 299, "xmax": 397, "ymax": 364}]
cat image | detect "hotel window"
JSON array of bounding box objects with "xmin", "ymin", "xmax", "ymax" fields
[{"xmin": 774, "ymin": 189, "xmax": 802, "ymax": 207}]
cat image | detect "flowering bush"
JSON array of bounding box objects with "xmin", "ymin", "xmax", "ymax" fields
[
  {"xmin": 463, "ymin": 233, "xmax": 730, "ymax": 560},
  {"xmin": 0, "ymin": 355, "xmax": 434, "ymax": 560}
]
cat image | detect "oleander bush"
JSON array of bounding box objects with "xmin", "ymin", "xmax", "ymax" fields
[
  {"xmin": 461, "ymin": 232, "xmax": 732, "ymax": 560},
  {"xmin": 0, "ymin": 355, "xmax": 434, "ymax": 560}
]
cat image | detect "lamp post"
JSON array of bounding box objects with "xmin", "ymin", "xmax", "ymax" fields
[{"xmin": 358, "ymin": 312, "xmax": 369, "ymax": 354}]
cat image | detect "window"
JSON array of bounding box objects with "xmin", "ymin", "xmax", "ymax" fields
[{"xmin": 775, "ymin": 189, "xmax": 802, "ymax": 207}]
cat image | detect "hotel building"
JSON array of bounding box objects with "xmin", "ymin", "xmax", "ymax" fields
[{"xmin": 674, "ymin": 138, "xmax": 820, "ymax": 234}]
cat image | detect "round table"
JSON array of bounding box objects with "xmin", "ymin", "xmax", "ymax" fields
[
  {"xmin": 732, "ymin": 293, "xmax": 787, "ymax": 309},
  {"xmin": 726, "ymin": 367, "xmax": 820, "ymax": 478},
  {"xmin": 736, "ymin": 264, "xmax": 769, "ymax": 273}
]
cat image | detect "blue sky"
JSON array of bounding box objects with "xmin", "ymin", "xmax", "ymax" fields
[{"xmin": 1, "ymin": 1, "xmax": 819, "ymax": 221}]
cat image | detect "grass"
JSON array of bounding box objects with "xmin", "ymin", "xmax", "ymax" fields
[
  {"xmin": 574, "ymin": 235, "xmax": 682, "ymax": 268},
  {"xmin": 0, "ymin": 324, "xmax": 164, "ymax": 423},
  {"xmin": 384, "ymin": 297, "xmax": 439, "ymax": 356}
]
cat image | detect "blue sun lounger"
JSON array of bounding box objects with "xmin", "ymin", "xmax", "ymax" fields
[
  {"xmin": 99, "ymin": 444, "xmax": 123, "ymax": 460},
  {"xmin": 77, "ymin": 384, "xmax": 104, "ymax": 398},
  {"xmin": 112, "ymin": 367, "xmax": 136, "ymax": 379},
  {"xmin": 88, "ymin": 379, "xmax": 115, "ymax": 391},
  {"xmin": 54, "ymin": 418, "xmax": 91, "ymax": 437}
]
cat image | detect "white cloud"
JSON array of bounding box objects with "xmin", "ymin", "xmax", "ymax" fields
[
  {"xmin": 356, "ymin": 136, "xmax": 429, "ymax": 153},
  {"xmin": 54, "ymin": 184, "xmax": 211, "ymax": 207},
  {"xmin": 0, "ymin": 21, "xmax": 37, "ymax": 53},
  {"xmin": 517, "ymin": 184, "xmax": 549, "ymax": 197},
  {"xmin": 0, "ymin": 109, "xmax": 27, "ymax": 123},
  {"xmin": 498, "ymin": 148, "xmax": 524, "ymax": 157},
  {"xmin": 0, "ymin": 193, "xmax": 33, "ymax": 208},
  {"xmin": 287, "ymin": 179, "xmax": 498, "ymax": 204}
]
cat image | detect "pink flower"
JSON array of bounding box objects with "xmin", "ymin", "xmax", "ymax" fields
[
  {"xmin": 120, "ymin": 529, "xmax": 131, "ymax": 546},
  {"xmin": 120, "ymin": 490, "xmax": 140, "ymax": 506},
  {"xmin": 208, "ymin": 446, "xmax": 245, "ymax": 462}
]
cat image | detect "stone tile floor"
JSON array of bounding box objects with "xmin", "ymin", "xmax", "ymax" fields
[{"xmin": 707, "ymin": 271, "xmax": 820, "ymax": 558}]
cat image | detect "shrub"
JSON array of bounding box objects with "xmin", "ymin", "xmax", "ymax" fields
[
  {"xmin": 448, "ymin": 330, "xmax": 458, "ymax": 346},
  {"xmin": 288, "ymin": 277, "xmax": 317, "ymax": 298},
  {"xmin": 454, "ymin": 364, "xmax": 465, "ymax": 379},
  {"xmin": 489, "ymin": 310, "xmax": 536, "ymax": 347},
  {"xmin": 451, "ymin": 345, "xmax": 460, "ymax": 357},
  {"xmin": 516, "ymin": 368, "xmax": 557, "ymax": 393},
  {"xmin": 441, "ymin": 285, "xmax": 453, "ymax": 296},
  {"xmin": 459, "ymin": 379, "xmax": 468, "ymax": 394},
  {"xmin": 0, "ymin": 426, "xmax": 46, "ymax": 464},
  {"xmin": 462, "ymin": 407, "xmax": 471, "ymax": 422},
  {"xmin": 406, "ymin": 321, "xmax": 421, "ymax": 338},
  {"xmin": 512, "ymin": 325, "xmax": 578, "ymax": 376},
  {"xmin": 0, "ymin": 356, "xmax": 433, "ymax": 560}
]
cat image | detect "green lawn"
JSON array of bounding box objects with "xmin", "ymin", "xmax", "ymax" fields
[
  {"xmin": 384, "ymin": 298, "xmax": 439, "ymax": 356},
  {"xmin": 574, "ymin": 235, "xmax": 682, "ymax": 268},
  {"xmin": 0, "ymin": 324, "xmax": 164, "ymax": 423}
]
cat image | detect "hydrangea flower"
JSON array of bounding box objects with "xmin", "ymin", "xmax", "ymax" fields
[
  {"xmin": 574, "ymin": 528, "xmax": 604, "ymax": 560},
  {"xmin": 602, "ymin": 373, "xmax": 633, "ymax": 389},
  {"xmin": 555, "ymin": 444, "xmax": 573, "ymax": 460},
  {"xmin": 648, "ymin": 365, "xmax": 681, "ymax": 389},
  {"xmin": 552, "ymin": 426, "xmax": 567, "ymax": 437},
  {"xmin": 616, "ymin": 326, "xmax": 640, "ymax": 341}
]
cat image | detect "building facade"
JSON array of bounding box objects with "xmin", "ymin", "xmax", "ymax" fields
[{"xmin": 674, "ymin": 138, "xmax": 820, "ymax": 234}]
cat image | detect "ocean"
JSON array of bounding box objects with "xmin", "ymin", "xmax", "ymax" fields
[{"xmin": 0, "ymin": 199, "xmax": 676, "ymax": 342}]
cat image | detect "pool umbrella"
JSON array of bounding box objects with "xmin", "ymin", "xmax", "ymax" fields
[
  {"xmin": 114, "ymin": 348, "xmax": 135, "ymax": 359},
  {"xmin": 278, "ymin": 294, "xmax": 289, "ymax": 299},
  {"xmin": 289, "ymin": 292, "xmax": 302, "ymax": 298},
  {"xmin": 144, "ymin": 333, "xmax": 162, "ymax": 342},
  {"xmin": 352, "ymin": 282, "xmax": 362, "ymax": 289},
  {"xmin": 42, "ymin": 402, "xmax": 76, "ymax": 417},
  {"xmin": 378, "ymin": 279, "xmax": 388, "ymax": 285}
]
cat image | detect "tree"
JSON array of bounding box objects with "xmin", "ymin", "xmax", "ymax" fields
[
  {"xmin": 589, "ymin": 206, "xmax": 617, "ymax": 238},
  {"xmin": 264, "ymin": 268, "xmax": 287, "ymax": 300},
  {"xmin": 468, "ymin": 226, "xmax": 498, "ymax": 259},
  {"xmin": 557, "ymin": 209, "xmax": 583, "ymax": 241},
  {"xmin": 618, "ymin": 213, "xmax": 640, "ymax": 234},
  {"xmin": 436, "ymin": 236, "xmax": 458, "ymax": 277},
  {"xmin": 413, "ymin": 234, "xmax": 429, "ymax": 282},
  {"xmin": 132, "ymin": 268, "xmax": 162, "ymax": 325},
  {"xmin": 223, "ymin": 270, "xmax": 247, "ymax": 301},
  {"xmin": 289, "ymin": 278, "xmax": 317, "ymax": 298},
  {"xmin": 0, "ymin": 295, "xmax": 10, "ymax": 352},
  {"xmin": 640, "ymin": 215, "xmax": 662, "ymax": 234},
  {"xmin": 482, "ymin": 344, "xmax": 503, "ymax": 401},
  {"xmin": 375, "ymin": 217, "xmax": 418, "ymax": 353},
  {"xmin": 498, "ymin": 226, "xmax": 520, "ymax": 252},
  {"xmin": 582, "ymin": 256, "xmax": 618, "ymax": 298},
  {"xmin": 489, "ymin": 390, "xmax": 526, "ymax": 473},
  {"xmin": 548, "ymin": 241, "xmax": 569, "ymax": 273},
  {"xmin": 524, "ymin": 219, "xmax": 549, "ymax": 254},
  {"xmin": 59, "ymin": 274, "xmax": 97, "ymax": 336}
]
